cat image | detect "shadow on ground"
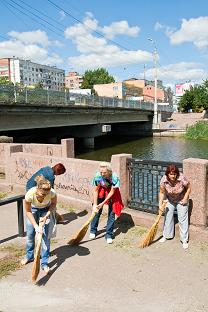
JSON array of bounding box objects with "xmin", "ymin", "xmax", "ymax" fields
[{"xmin": 36, "ymin": 244, "xmax": 90, "ymax": 286}]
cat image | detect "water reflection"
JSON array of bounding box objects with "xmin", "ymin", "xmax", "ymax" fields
[{"xmin": 76, "ymin": 137, "xmax": 208, "ymax": 162}]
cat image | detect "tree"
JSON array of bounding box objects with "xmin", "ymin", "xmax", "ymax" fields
[
  {"xmin": 164, "ymin": 86, "xmax": 174, "ymax": 106},
  {"xmin": 81, "ymin": 68, "xmax": 115, "ymax": 94},
  {"xmin": 179, "ymin": 83, "xmax": 208, "ymax": 112},
  {"xmin": 0, "ymin": 77, "xmax": 14, "ymax": 86}
]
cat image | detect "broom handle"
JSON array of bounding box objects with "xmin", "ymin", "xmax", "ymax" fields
[
  {"xmin": 34, "ymin": 219, "xmax": 45, "ymax": 256},
  {"xmin": 82, "ymin": 211, "xmax": 97, "ymax": 228},
  {"xmin": 155, "ymin": 201, "xmax": 167, "ymax": 223}
]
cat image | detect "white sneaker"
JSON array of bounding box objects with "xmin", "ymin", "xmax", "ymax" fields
[
  {"xmin": 182, "ymin": 242, "xmax": 189, "ymax": 249},
  {"xmin": 89, "ymin": 233, "xmax": 96, "ymax": 239},
  {"xmin": 106, "ymin": 238, "xmax": 113, "ymax": 244},
  {"xmin": 159, "ymin": 236, "xmax": 166, "ymax": 243}
]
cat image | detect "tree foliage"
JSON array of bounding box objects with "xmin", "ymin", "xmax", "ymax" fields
[
  {"xmin": 0, "ymin": 77, "xmax": 14, "ymax": 86},
  {"xmin": 179, "ymin": 80, "xmax": 208, "ymax": 112},
  {"xmin": 164, "ymin": 86, "xmax": 174, "ymax": 106},
  {"xmin": 81, "ymin": 68, "xmax": 115, "ymax": 93}
]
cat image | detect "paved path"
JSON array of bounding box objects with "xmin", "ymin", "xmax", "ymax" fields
[
  {"xmin": 1, "ymin": 203, "xmax": 208, "ymax": 312},
  {"xmin": 160, "ymin": 112, "xmax": 206, "ymax": 130}
]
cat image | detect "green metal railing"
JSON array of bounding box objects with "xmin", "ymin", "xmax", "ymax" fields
[
  {"xmin": 0, "ymin": 85, "xmax": 173, "ymax": 112},
  {"xmin": 127, "ymin": 159, "xmax": 183, "ymax": 214}
]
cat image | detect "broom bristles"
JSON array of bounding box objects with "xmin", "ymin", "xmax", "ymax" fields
[
  {"xmin": 31, "ymin": 233, "xmax": 43, "ymax": 282},
  {"xmin": 68, "ymin": 211, "xmax": 97, "ymax": 245},
  {"xmin": 31, "ymin": 219, "xmax": 45, "ymax": 282},
  {"xmin": 139, "ymin": 201, "xmax": 167, "ymax": 248}
]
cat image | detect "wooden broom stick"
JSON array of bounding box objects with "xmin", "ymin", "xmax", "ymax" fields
[
  {"xmin": 67, "ymin": 211, "xmax": 97, "ymax": 246},
  {"xmin": 139, "ymin": 201, "xmax": 167, "ymax": 248},
  {"xmin": 31, "ymin": 219, "xmax": 45, "ymax": 282}
]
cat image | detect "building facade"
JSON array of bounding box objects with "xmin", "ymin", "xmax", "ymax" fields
[
  {"xmin": 0, "ymin": 58, "xmax": 65, "ymax": 91},
  {"xmin": 65, "ymin": 71, "xmax": 83, "ymax": 89},
  {"xmin": 125, "ymin": 78, "xmax": 165, "ymax": 102},
  {"xmin": 94, "ymin": 78, "xmax": 165, "ymax": 102},
  {"xmin": 94, "ymin": 81, "xmax": 143, "ymax": 99}
]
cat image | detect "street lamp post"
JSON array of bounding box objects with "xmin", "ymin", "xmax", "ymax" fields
[
  {"xmin": 148, "ymin": 38, "xmax": 158, "ymax": 125},
  {"xmin": 12, "ymin": 56, "xmax": 17, "ymax": 103}
]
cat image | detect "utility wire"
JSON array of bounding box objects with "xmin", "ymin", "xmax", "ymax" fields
[
  {"xmin": 1, "ymin": 0, "xmax": 31, "ymax": 28},
  {"xmin": 46, "ymin": 0, "xmax": 130, "ymax": 51},
  {"xmin": 6, "ymin": 0, "xmax": 63, "ymax": 38},
  {"xmin": 17, "ymin": 0, "xmax": 67, "ymax": 28}
]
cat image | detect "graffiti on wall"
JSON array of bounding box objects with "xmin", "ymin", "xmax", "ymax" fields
[{"xmin": 13, "ymin": 156, "xmax": 93, "ymax": 200}]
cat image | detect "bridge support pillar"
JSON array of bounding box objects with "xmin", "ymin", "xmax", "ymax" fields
[{"xmin": 83, "ymin": 137, "xmax": 95, "ymax": 149}]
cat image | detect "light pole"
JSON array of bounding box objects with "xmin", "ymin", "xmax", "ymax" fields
[
  {"xmin": 12, "ymin": 56, "xmax": 17, "ymax": 102},
  {"xmin": 148, "ymin": 38, "xmax": 158, "ymax": 125}
]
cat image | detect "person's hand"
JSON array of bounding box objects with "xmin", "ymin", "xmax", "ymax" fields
[
  {"xmin": 96, "ymin": 203, "xmax": 104, "ymax": 210},
  {"xmin": 92, "ymin": 204, "xmax": 99, "ymax": 213},
  {"xmin": 159, "ymin": 200, "xmax": 168, "ymax": 213},
  {"xmin": 180, "ymin": 198, "xmax": 188, "ymax": 205},
  {"xmin": 34, "ymin": 224, "xmax": 43, "ymax": 234}
]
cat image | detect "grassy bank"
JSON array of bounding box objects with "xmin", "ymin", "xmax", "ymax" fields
[
  {"xmin": 0, "ymin": 244, "xmax": 25, "ymax": 279},
  {"xmin": 185, "ymin": 121, "xmax": 208, "ymax": 140}
]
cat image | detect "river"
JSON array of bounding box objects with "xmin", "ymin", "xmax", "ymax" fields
[{"xmin": 76, "ymin": 136, "xmax": 208, "ymax": 162}]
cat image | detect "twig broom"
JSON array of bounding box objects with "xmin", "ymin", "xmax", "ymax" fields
[
  {"xmin": 31, "ymin": 220, "xmax": 44, "ymax": 282},
  {"xmin": 139, "ymin": 201, "xmax": 167, "ymax": 248},
  {"xmin": 67, "ymin": 211, "xmax": 97, "ymax": 246}
]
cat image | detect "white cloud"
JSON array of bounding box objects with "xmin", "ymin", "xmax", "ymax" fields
[
  {"xmin": 8, "ymin": 30, "xmax": 50, "ymax": 47},
  {"xmin": 0, "ymin": 38, "xmax": 63, "ymax": 65},
  {"xmin": 68, "ymin": 50, "xmax": 152, "ymax": 69},
  {"xmin": 144, "ymin": 62, "xmax": 207, "ymax": 84},
  {"xmin": 65, "ymin": 13, "xmax": 151, "ymax": 69},
  {"xmin": 164, "ymin": 16, "xmax": 208, "ymax": 50},
  {"xmin": 102, "ymin": 21, "xmax": 140, "ymax": 39}
]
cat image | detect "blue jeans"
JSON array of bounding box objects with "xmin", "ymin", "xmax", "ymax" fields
[
  {"xmin": 90, "ymin": 198, "xmax": 115, "ymax": 239},
  {"xmin": 26, "ymin": 207, "xmax": 50, "ymax": 269}
]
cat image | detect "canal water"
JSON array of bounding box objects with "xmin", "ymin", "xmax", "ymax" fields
[{"xmin": 76, "ymin": 136, "xmax": 208, "ymax": 162}]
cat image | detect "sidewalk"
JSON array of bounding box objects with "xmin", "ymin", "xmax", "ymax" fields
[{"xmin": 1, "ymin": 202, "xmax": 208, "ymax": 312}]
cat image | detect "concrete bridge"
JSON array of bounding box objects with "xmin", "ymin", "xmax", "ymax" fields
[{"xmin": 0, "ymin": 86, "xmax": 172, "ymax": 146}]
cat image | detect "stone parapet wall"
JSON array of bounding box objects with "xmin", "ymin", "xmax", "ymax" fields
[
  {"xmin": 0, "ymin": 141, "xmax": 207, "ymax": 232},
  {"xmin": 0, "ymin": 138, "xmax": 74, "ymax": 174}
]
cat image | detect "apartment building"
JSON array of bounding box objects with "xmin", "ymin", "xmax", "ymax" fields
[
  {"xmin": 125, "ymin": 78, "xmax": 165, "ymax": 102},
  {"xmin": 0, "ymin": 57, "xmax": 65, "ymax": 91},
  {"xmin": 65, "ymin": 71, "xmax": 83, "ymax": 89},
  {"xmin": 94, "ymin": 81, "xmax": 142, "ymax": 99}
]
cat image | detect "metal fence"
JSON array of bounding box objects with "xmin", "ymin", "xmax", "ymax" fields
[
  {"xmin": 0, "ymin": 85, "xmax": 173, "ymax": 112},
  {"xmin": 127, "ymin": 159, "xmax": 183, "ymax": 214}
]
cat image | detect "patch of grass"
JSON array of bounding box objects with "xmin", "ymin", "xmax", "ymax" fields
[
  {"xmin": 51, "ymin": 238, "xmax": 59, "ymax": 245},
  {"xmin": 199, "ymin": 243, "xmax": 208, "ymax": 253},
  {"xmin": 0, "ymin": 191, "xmax": 7, "ymax": 200},
  {"xmin": 185, "ymin": 121, "xmax": 208, "ymax": 140},
  {"xmin": 56, "ymin": 203, "xmax": 76, "ymax": 213},
  {"xmin": 114, "ymin": 225, "xmax": 147, "ymax": 251},
  {"xmin": 0, "ymin": 244, "xmax": 25, "ymax": 279}
]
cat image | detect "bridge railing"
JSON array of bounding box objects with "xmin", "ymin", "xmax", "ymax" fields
[{"xmin": 0, "ymin": 85, "xmax": 173, "ymax": 112}]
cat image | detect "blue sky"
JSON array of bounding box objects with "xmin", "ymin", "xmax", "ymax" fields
[{"xmin": 1, "ymin": 0, "xmax": 208, "ymax": 88}]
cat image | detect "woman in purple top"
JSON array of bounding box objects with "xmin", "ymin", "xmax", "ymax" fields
[{"xmin": 159, "ymin": 164, "xmax": 191, "ymax": 249}]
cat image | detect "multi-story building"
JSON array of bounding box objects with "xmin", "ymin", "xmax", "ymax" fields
[
  {"xmin": 124, "ymin": 78, "xmax": 165, "ymax": 102},
  {"xmin": 94, "ymin": 78, "xmax": 165, "ymax": 102},
  {"xmin": 94, "ymin": 81, "xmax": 143, "ymax": 99},
  {"xmin": 65, "ymin": 71, "xmax": 83, "ymax": 89},
  {"xmin": 0, "ymin": 57, "xmax": 65, "ymax": 91}
]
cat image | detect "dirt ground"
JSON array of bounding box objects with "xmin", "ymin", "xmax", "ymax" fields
[{"xmin": 1, "ymin": 203, "xmax": 208, "ymax": 312}]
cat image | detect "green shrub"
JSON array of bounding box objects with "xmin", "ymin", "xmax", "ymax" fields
[{"xmin": 186, "ymin": 121, "xmax": 208, "ymax": 139}]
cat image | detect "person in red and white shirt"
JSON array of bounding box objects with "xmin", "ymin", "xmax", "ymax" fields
[{"xmin": 159, "ymin": 164, "xmax": 191, "ymax": 249}]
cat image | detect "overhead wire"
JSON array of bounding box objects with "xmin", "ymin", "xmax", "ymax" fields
[
  {"xmin": 46, "ymin": 0, "xmax": 131, "ymax": 51},
  {"xmin": 6, "ymin": 0, "xmax": 63, "ymax": 38}
]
